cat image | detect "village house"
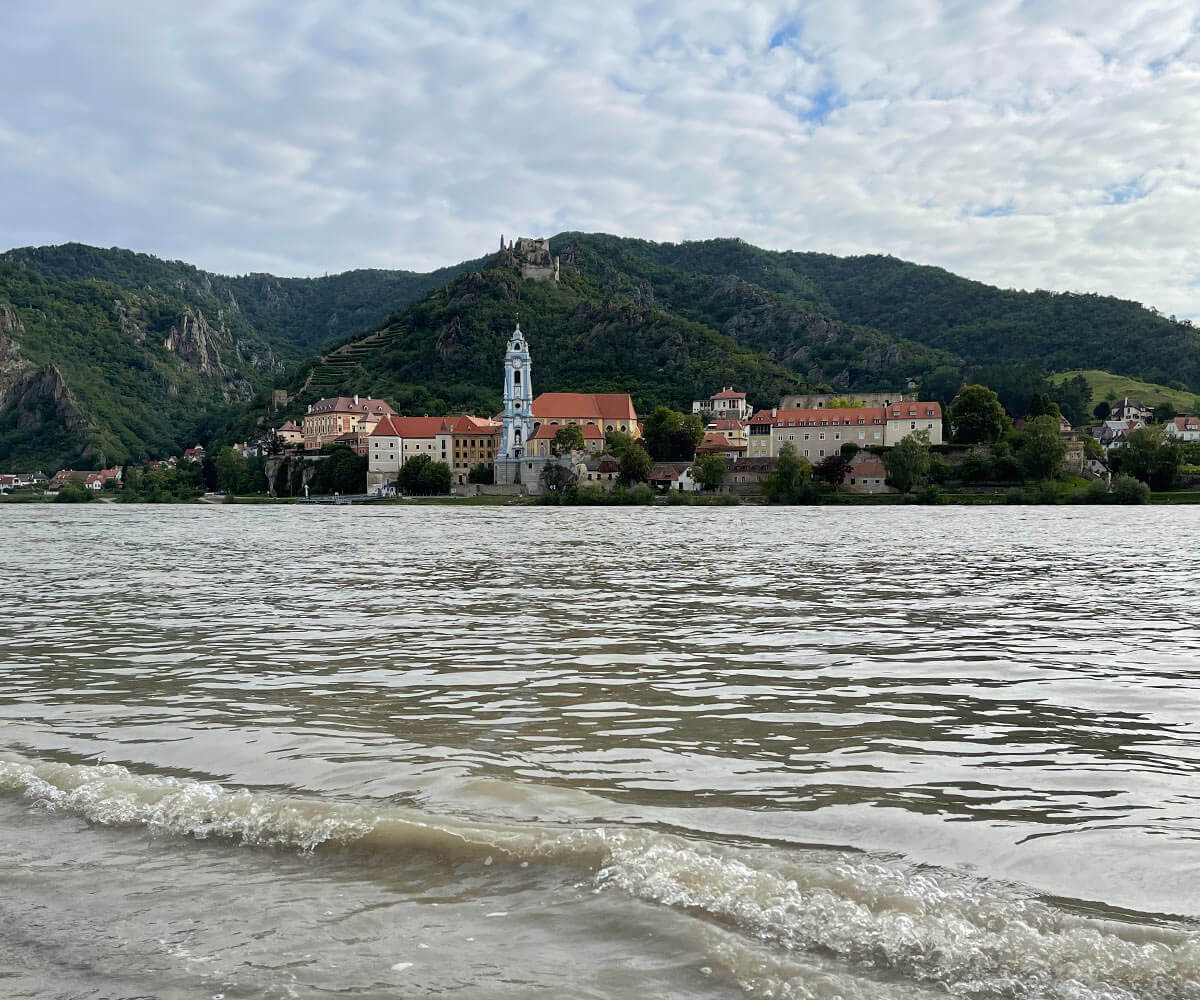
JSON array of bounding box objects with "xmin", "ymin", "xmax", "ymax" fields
[
  {"xmin": 648, "ymin": 462, "xmax": 699, "ymax": 492},
  {"xmin": 844, "ymin": 456, "xmax": 892, "ymax": 494},
  {"xmin": 746, "ymin": 402, "xmax": 943, "ymax": 459},
  {"xmin": 727, "ymin": 456, "xmax": 775, "ymax": 494},
  {"xmin": 695, "ymin": 432, "xmax": 747, "ymax": 460},
  {"xmin": 182, "ymin": 445, "xmax": 206, "ymax": 462},
  {"xmin": 1164, "ymin": 415, "xmax": 1200, "ymax": 442},
  {"xmin": 302, "ymin": 395, "xmax": 397, "ymax": 451},
  {"xmin": 579, "ymin": 455, "xmax": 620, "ymax": 490},
  {"xmin": 277, "ymin": 421, "xmax": 303, "ymax": 447},
  {"xmin": 692, "ymin": 387, "xmax": 751, "ymax": 421},
  {"xmin": 1109, "ymin": 397, "xmax": 1153, "ymax": 423},
  {"xmin": 704, "ymin": 417, "xmax": 747, "ymax": 447}
]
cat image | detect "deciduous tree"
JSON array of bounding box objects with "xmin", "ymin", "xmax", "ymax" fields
[
  {"xmin": 884, "ymin": 432, "xmax": 932, "ymax": 493},
  {"xmin": 949, "ymin": 385, "xmax": 1008, "ymax": 444}
]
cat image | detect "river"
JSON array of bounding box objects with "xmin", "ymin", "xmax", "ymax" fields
[{"xmin": 1, "ymin": 504, "xmax": 1197, "ymax": 999}]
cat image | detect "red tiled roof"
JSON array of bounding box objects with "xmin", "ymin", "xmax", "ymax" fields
[
  {"xmin": 649, "ymin": 464, "xmax": 679, "ymax": 481},
  {"xmin": 849, "ymin": 456, "xmax": 887, "ymax": 478},
  {"xmin": 748, "ymin": 402, "xmax": 941, "ymax": 427},
  {"xmin": 445, "ymin": 415, "xmax": 500, "ymax": 435},
  {"xmin": 370, "ymin": 415, "xmax": 448, "ymax": 438},
  {"xmin": 532, "ymin": 393, "xmax": 638, "ymax": 422},
  {"xmin": 696, "ymin": 433, "xmax": 746, "ymax": 453},
  {"xmin": 309, "ymin": 396, "xmax": 397, "ymax": 416},
  {"xmin": 1171, "ymin": 416, "xmax": 1200, "ymax": 431},
  {"xmin": 711, "ymin": 389, "xmax": 746, "ymax": 400},
  {"xmin": 279, "ymin": 421, "xmax": 300, "ymax": 432}
]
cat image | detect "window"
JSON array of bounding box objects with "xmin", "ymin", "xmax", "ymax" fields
[{"xmin": 819, "ymin": 432, "xmax": 825, "ymax": 440}]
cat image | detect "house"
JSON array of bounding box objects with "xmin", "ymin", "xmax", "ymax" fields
[
  {"xmin": 692, "ymin": 387, "xmax": 751, "ymax": 422},
  {"xmin": 182, "ymin": 445, "xmax": 206, "ymax": 463},
  {"xmin": 844, "ymin": 456, "xmax": 893, "ymax": 494},
  {"xmin": 1098, "ymin": 419, "xmax": 1144, "ymax": 451},
  {"xmin": 302, "ymin": 395, "xmax": 397, "ymax": 451},
  {"xmin": 727, "ymin": 457, "xmax": 776, "ymax": 494},
  {"xmin": 1164, "ymin": 416, "xmax": 1200, "ymax": 442},
  {"xmin": 648, "ymin": 462, "xmax": 698, "ymax": 492},
  {"xmin": 0, "ymin": 475, "xmax": 15, "ymax": 492},
  {"xmin": 580, "ymin": 455, "xmax": 620, "ymax": 490},
  {"xmin": 277, "ymin": 421, "xmax": 303, "ymax": 447},
  {"xmin": 695, "ymin": 432, "xmax": 746, "ymax": 459},
  {"xmin": 1110, "ymin": 397, "xmax": 1153, "ymax": 423},
  {"xmin": 529, "ymin": 392, "xmax": 640, "ymax": 438},
  {"xmin": 746, "ymin": 402, "xmax": 943, "ymax": 459},
  {"xmin": 704, "ymin": 417, "xmax": 747, "ymax": 447}
]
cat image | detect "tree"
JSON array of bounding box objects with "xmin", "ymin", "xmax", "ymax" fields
[
  {"xmin": 540, "ymin": 459, "xmax": 577, "ymax": 493},
  {"xmin": 399, "ymin": 454, "xmax": 432, "ymax": 494},
  {"xmin": 468, "ymin": 462, "xmax": 494, "ymax": 484},
  {"xmin": 313, "ymin": 444, "xmax": 367, "ymax": 495},
  {"xmin": 763, "ymin": 443, "xmax": 813, "ymax": 503},
  {"xmin": 214, "ymin": 446, "xmax": 247, "ymax": 494},
  {"xmin": 552, "ymin": 424, "xmax": 585, "ymax": 455},
  {"xmin": 813, "ymin": 453, "xmax": 850, "ymax": 487},
  {"xmin": 884, "ymin": 432, "xmax": 932, "ymax": 493},
  {"xmin": 1109, "ymin": 425, "xmax": 1181, "ymax": 490},
  {"xmin": 1093, "ymin": 400, "xmax": 1112, "ymax": 421},
  {"xmin": 55, "ymin": 480, "xmax": 94, "ymax": 503},
  {"xmin": 692, "ymin": 453, "xmax": 727, "ymax": 491},
  {"xmin": 1018, "ymin": 414, "xmax": 1067, "ymax": 481},
  {"xmin": 642, "ymin": 408, "xmax": 704, "ymax": 461},
  {"xmin": 840, "ymin": 443, "xmax": 860, "ymax": 461},
  {"xmin": 919, "ymin": 366, "xmax": 964, "ymax": 405},
  {"xmin": 828, "ymin": 396, "xmax": 867, "ymax": 408},
  {"xmin": 1152, "ymin": 402, "xmax": 1177, "ymax": 425},
  {"xmin": 618, "ymin": 442, "xmax": 652, "ymax": 485},
  {"xmin": 604, "ymin": 430, "xmax": 634, "ymax": 459},
  {"xmin": 1025, "ymin": 393, "xmax": 1061, "ymax": 422},
  {"xmin": 950, "ymin": 385, "xmax": 1008, "ymax": 444},
  {"xmin": 417, "ymin": 460, "xmax": 451, "ymax": 495}
]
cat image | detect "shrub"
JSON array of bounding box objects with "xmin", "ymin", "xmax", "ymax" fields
[
  {"xmin": 915, "ymin": 484, "xmax": 944, "ymax": 504},
  {"xmin": 1111, "ymin": 474, "xmax": 1150, "ymax": 504},
  {"xmin": 1084, "ymin": 478, "xmax": 1110, "ymax": 503},
  {"xmin": 54, "ymin": 481, "xmax": 94, "ymax": 503}
]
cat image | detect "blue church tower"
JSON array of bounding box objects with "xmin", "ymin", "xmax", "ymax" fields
[{"xmin": 499, "ymin": 320, "xmax": 534, "ymax": 460}]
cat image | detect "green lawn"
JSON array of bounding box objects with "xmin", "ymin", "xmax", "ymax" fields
[{"xmin": 1050, "ymin": 370, "xmax": 1199, "ymax": 414}]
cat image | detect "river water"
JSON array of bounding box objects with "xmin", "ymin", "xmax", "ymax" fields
[{"xmin": 1, "ymin": 504, "xmax": 1198, "ymax": 999}]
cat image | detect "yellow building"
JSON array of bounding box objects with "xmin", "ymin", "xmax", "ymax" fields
[
  {"xmin": 302, "ymin": 395, "xmax": 396, "ymax": 451},
  {"xmin": 530, "ymin": 392, "xmax": 640, "ymax": 438}
]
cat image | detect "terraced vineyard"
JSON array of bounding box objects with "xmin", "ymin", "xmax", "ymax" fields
[{"xmin": 299, "ymin": 326, "xmax": 405, "ymax": 398}]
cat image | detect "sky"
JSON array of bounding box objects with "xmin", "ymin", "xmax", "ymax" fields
[{"xmin": 3, "ymin": 0, "xmax": 1199, "ymax": 317}]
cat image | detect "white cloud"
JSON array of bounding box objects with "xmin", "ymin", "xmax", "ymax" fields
[{"xmin": 1, "ymin": 0, "xmax": 1198, "ymax": 318}]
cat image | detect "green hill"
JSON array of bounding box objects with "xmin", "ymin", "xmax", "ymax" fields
[
  {"xmin": 1049, "ymin": 370, "xmax": 1200, "ymax": 414},
  {"xmin": 6, "ymin": 233, "xmax": 1198, "ymax": 471},
  {"xmin": 0, "ymin": 245, "xmax": 481, "ymax": 470},
  {"xmin": 556, "ymin": 235, "xmax": 1200, "ymax": 390}
]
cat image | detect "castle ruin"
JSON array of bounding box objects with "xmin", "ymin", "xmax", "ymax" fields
[{"xmin": 498, "ymin": 235, "xmax": 559, "ymax": 282}]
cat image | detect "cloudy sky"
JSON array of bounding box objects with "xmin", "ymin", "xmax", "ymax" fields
[{"xmin": 3, "ymin": 1, "xmax": 1198, "ymax": 316}]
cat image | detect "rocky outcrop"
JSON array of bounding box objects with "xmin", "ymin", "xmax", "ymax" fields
[
  {"xmin": 0, "ymin": 303, "xmax": 33, "ymax": 405},
  {"xmin": 163, "ymin": 308, "xmax": 228, "ymax": 376}
]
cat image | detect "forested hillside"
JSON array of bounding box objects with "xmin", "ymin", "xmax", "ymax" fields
[{"xmin": 553, "ymin": 235, "xmax": 1200, "ymax": 392}]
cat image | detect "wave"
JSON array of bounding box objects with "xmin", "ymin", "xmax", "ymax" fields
[{"xmin": 3, "ymin": 755, "xmax": 1197, "ymax": 999}]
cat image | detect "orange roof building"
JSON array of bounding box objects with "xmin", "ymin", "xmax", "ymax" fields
[{"xmin": 530, "ymin": 393, "xmax": 640, "ymax": 437}]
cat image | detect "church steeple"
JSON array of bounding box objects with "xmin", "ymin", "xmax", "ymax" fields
[{"xmin": 500, "ymin": 320, "xmax": 534, "ymax": 460}]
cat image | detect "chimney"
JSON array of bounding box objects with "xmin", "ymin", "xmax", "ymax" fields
[
  {"xmin": 771, "ymin": 408, "xmax": 778, "ymax": 418},
  {"xmin": 354, "ymin": 394, "xmax": 359, "ymax": 406}
]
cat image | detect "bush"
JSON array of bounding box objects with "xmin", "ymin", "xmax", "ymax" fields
[
  {"xmin": 915, "ymin": 484, "xmax": 944, "ymax": 504},
  {"xmin": 54, "ymin": 481, "xmax": 94, "ymax": 503},
  {"xmin": 1111, "ymin": 474, "xmax": 1150, "ymax": 504},
  {"xmin": 1084, "ymin": 478, "xmax": 1110, "ymax": 503}
]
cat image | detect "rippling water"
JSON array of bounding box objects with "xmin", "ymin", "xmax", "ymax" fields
[{"xmin": 2, "ymin": 504, "xmax": 1198, "ymax": 999}]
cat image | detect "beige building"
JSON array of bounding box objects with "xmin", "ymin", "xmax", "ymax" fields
[
  {"xmin": 528, "ymin": 422, "xmax": 605, "ymax": 457},
  {"xmin": 692, "ymin": 387, "xmax": 751, "ymax": 421},
  {"xmin": 367, "ymin": 415, "xmax": 451, "ymax": 491},
  {"xmin": 302, "ymin": 395, "xmax": 397, "ymax": 451},
  {"xmin": 437, "ymin": 415, "xmax": 502, "ymax": 486},
  {"xmin": 277, "ymin": 421, "xmax": 303, "ymax": 447},
  {"xmin": 747, "ymin": 402, "xmax": 943, "ymax": 459}
]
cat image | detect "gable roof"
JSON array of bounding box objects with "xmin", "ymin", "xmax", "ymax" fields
[
  {"xmin": 532, "ymin": 393, "xmax": 638, "ymax": 422},
  {"xmin": 308, "ymin": 396, "xmax": 397, "ymax": 417},
  {"xmin": 710, "ymin": 388, "xmax": 746, "ymax": 400},
  {"xmin": 370, "ymin": 415, "xmax": 448, "ymax": 438}
]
